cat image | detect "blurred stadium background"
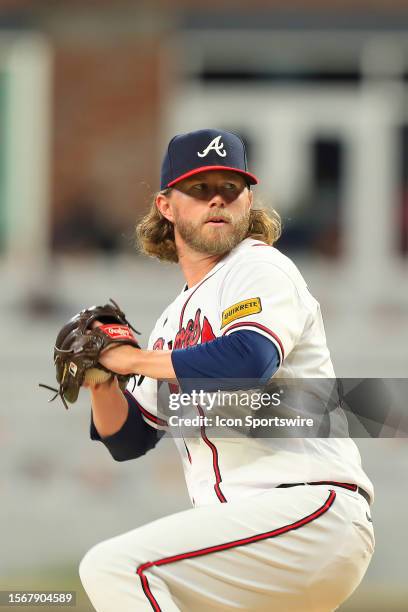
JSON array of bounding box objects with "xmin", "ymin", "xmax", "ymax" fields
[{"xmin": 0, "ymin": 1, "xmax": 407, "ymax": 610}]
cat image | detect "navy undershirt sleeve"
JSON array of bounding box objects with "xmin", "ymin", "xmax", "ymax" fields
[
  {"xmin": 171, "ymin": 330, "xmax": 280, "ymax": 393},
  {"xmin": 90, "ymin": 392, "xmax": 164, "ymax": 461}
]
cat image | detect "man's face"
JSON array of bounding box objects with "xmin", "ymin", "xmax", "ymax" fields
[{"xmin": 161, "ymin": 170, "xmax": 252, "ymax": 256}]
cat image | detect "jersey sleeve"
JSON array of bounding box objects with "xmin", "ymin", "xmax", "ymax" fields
[
  {"xmin": 90, "ymin": 391, "xmax": 164, "ymax": 461},
  {"xmin": 219, "ymin": 258, "xmax": 309, "ymax": 365}
]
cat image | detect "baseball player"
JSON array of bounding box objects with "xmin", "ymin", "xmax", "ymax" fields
[{"xmin": 78, "ymin": 129, "xmax": 375, "ymax": 611}]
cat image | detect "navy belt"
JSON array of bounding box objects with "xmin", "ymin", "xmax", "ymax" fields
[{"xmin": 277, "ymin": 480, "xmax": 371, "ymax": 505}]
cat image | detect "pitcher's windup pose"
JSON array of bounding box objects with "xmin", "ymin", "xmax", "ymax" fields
[{"xmin": 57, "ymin": 129, "xmax": 374, "ymax": 611}]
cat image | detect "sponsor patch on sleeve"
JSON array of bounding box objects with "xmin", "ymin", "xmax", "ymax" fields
[{"xmin": 221, "ymin": 297, "xmax": 262, "ymax": 328}]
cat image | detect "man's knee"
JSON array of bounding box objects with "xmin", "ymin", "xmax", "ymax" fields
[
  {"xmin": 79, "ymin": 536, "xmax": 148, "ymax": 591},
  {"xmin": 79, "ymin": 541, "xmax": 113, "ymax": 591}
]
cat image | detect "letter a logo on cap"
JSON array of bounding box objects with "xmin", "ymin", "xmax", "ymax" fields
[{"xmin": 197, "ymin": 135, "xmax": 227, "ymax": 158}]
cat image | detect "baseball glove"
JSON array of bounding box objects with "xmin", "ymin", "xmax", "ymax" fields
[{"xmin": 40, "ymin": 299, "xmax": 141, "ymax": 409}]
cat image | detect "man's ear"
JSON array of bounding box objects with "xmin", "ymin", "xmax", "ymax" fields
[{"xmin": 156, "ymin": 193, "xmax": 175, "ymax": 223}]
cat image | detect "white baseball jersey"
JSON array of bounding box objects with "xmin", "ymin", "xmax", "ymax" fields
[{"xmin": 127, "ymin": 238, "xmax": 373, "ymax": 506}]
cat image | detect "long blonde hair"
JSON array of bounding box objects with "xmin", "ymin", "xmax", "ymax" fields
[{"xmin": 135, "ymin": 189, "xmax": 281, "ymax": 263}]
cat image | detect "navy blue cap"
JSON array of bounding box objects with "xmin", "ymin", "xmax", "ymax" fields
[{"xmin": 160, "ymin": 128, "xmax": 258, "ymax": 190}]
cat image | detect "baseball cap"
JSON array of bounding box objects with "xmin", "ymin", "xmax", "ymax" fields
[{"xmin": 160, "ymin": 128, "xmax": 259, "ymax": 190}]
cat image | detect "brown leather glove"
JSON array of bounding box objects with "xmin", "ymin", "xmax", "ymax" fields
[{"xmin": 40, "ymin": 299, "xmax": 141, "ymax": 409}]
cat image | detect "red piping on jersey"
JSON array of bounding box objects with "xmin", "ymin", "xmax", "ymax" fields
[
  {"xmin": 176, "ymin": 270, "xmax": 227, "ymax": 501},
  {"xmin": 178, "ymin": 268, "xmax": 223, "ymax": 329},
  {"xmin": 125, "ymin": 390, "xmax": 168, "ymax": 428},
  {"xmin": 222, "ymin": 321, "xmax": 285, "ymax": 360},
  {"xmin": 136, "ymin": 489, "xmax": 336, "ymax": 611},
  {"xmin": 197, "ymin": 404, "xmax": 226, "ymax": 503}
]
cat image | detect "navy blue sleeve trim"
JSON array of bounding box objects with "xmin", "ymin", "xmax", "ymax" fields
[
  {"xmin": 171, "ymin": 330, "xmax": 280, "ymax": 394},
  {"xmin": 90, "ymin": 393, "xmax": 164, "ymax": 461}
]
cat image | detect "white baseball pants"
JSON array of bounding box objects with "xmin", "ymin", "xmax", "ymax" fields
[{"xmin": 79, "ymin": 485, "xmax": 374, "ymax": 611}]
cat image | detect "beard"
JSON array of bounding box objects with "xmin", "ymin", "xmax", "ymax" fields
[{"xmin": 173, "ymin": 209, "xmax": 251, "ymax": 256}]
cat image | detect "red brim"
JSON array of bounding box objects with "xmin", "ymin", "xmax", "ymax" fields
[{"xmin": 167, "ymin": 165, "xmax": 258, "ymax": 187}]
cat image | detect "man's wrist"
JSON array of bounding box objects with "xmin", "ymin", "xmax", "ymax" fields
[{"xmin": 131, "ymin": 347, "xmax": 143, "ymax": 374}]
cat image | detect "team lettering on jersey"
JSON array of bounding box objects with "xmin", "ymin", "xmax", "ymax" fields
[
  {"xmin": 174, "ymin": 308, "xmax": 216, "ymax": 349},
  {"xmin": 153, "ymin": 308, "xmax": 216, "ymax": 352},
  {"xmin": 153, "ymin": 337, "xmax": 165, "ymax": 351},
  {"xmin": 152, "ymin": 310, "xmax": 216, "ymax": 396}
]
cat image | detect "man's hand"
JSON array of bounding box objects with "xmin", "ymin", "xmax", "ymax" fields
[
  {"xmin": 98, "ymin": 344, "xmax": 140, "ymax": 375},
  {"xmin": 89, "ymin": 319, "xmax": 138, "ymax": 376}
]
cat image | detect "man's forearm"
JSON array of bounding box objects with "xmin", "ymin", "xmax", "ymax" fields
[
  {"xmin": 132, "ymin": 350, "xmax": 177, "ymax": 381},
  {"xmin": 90, "ymin": 377, "xmax": 129, "ymax": 438},
  {"xmin": 98, "ymin": 332, "xmax": 279, "ymax": 387},
  {"xmin": 98, "ymin": 346, "xmax": 177, "ymax": 381}
]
